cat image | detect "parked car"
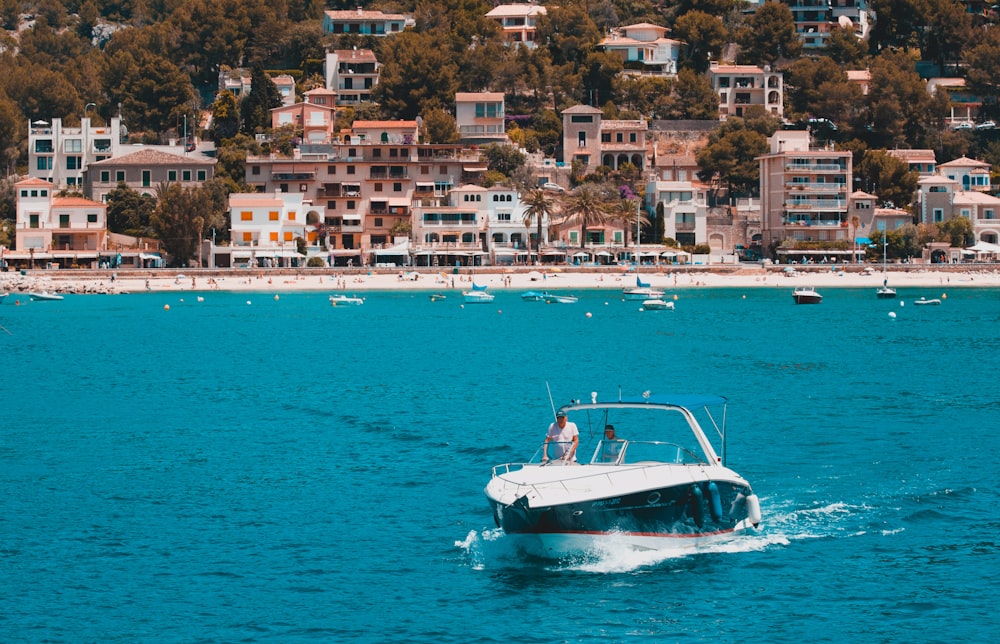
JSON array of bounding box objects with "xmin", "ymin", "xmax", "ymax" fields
[
  {"xmin": 540, "ymin": 182, "xmax": 566, "ymax": 192},
  {"xmin": 951, "ymin": 121, "xmax": 974, "ymax": 130},
  {"xmin": 976, "ymin": 120, "xmax": 996, "ymax": 130}
]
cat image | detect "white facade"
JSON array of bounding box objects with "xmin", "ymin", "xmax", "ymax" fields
[
  {"xmin": 707, "ymin": 63, "xmax": 783, "ymax": 120},
  {"xmin": 598, "ymin": 23, "xmax": 681, "ymax": 76},
  {"xmin": 229, "ymin": 192, "xmax": 324, "ymax": 264},
  {"xmin": 15, "ymin": 177, "xmax": 107, "ymax": 258},
  {"xmin": 645, "ymin": 180, "xmax": 709, "ymax": 246},
  {"xmin": 28, "ymin": 116, "xmax": 124, "ymax": 188}
]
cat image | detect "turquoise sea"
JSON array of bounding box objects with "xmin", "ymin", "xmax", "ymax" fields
[{"xmin": 1, "ymin": 286, "xmax": 998, "ymax": 642}]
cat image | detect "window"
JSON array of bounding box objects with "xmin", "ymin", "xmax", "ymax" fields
[
  {"xmin": 142, "ymin": 170, "xmax": 151, "ymax": 187},
  {"xmin": 252, "ymin": 166, "xmax": 261, "ymax": 175},
  {"xmin": 393, "ymin": 183, "xmax": 402, "ymax": 192},
  {"xmin": 59, "ymin": 214, "xmax": 70, "ymax": 228},
  {"xmin": 197, "ymin": 170, "xmax": 206, "ymax": 181},
  {"xmin": 284, "ymin": 231, "xmax": 293, "ymax": 241},
  {"xmin": 373, "ymin": 149, "xmax": 381, "ymax": 158},
  {"xmin": 87, "ymin": 213, "xmax": 98, "ymax": 223},
  {"xmin": 601, "ymin": 133, "xmax": 611, "ymax": 143},
  {"xmin": 65, "ymin": 139, "xmax": 82, "ymax": 153},
  {"xmin": 347, "ymin": 166, "xmax": 355, "ymax": 174},
  {"xmin": 985, "ymin": 209, "xmax": 995, "ymax": 220},
  {"xmin": 374, "ymin": 218, "xmax": 383, "ymax": 227},
  {"xmin": 288, "ymin": 211, "xmax": 296, "ymax": 221},
  {"xmin": 328, "ymin": 165, "xmax": 337, "ymax": 174},
  {"xmin": 37, "ymin": 157, "xmax": 52, "ymax": 170},
  {"xmin": 270, "ymin": 232, "xmax": 279, "ymax": 242},
  {"xmin": 933, "ymin": 208, "xmax": 944, "ymax": 222},
  {"xmin": 570, "ymin": 115, "xmax": 593, "ymax": 123},
  {"xmin": 630, "ymin": 133, "xmax": 636, "ymax": 143},
  {"xmin": 269, "ymin": 211, "xmax": 279, "ymax": 221},
  {"xmin": 35, "ymin": 139, "xmax": 54, "ymax": 153},
  {"xmin": 374, "ymin": 183, "xmax": 383, "ymax": 192},
  {"xmin": 30, "ymin": 214, "xmax": 39, "ymax": 228},
  {"xmin": 66, "ymin": 156, "xmax": 81, "ymax": 170},
  {"xmin": 616, "ymin": 133, "xmax": 623, "ymax": 143},
  {"xmin": 300, "ymin": 184, "xmax": 308, "ymax": 192},
  {"xmin": 182, "ymin": 170, "xmax": 191, "ymax": 181},
  {"xmin": 241, "ymin": 211, "xmax": 253, "ymax": 221},
  {"xmin": 347, "ymin": 200, "xmax": 356, "ymax": 209},
  {"xmin": 421, "ymin": 166, "xmax": 429, "ymax": 175},
  {"xmin": 578, "ymin": 132, "xmax": 586, "ymax": 146},
  {"xmin": 243, "ymin": 232, "xmax": 253, "ymax": 242},
  {"xmin": 168, "ymin": 171, "xmax": 177, "ymax": 181}
]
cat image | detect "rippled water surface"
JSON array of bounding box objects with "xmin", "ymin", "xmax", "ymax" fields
[{"xmin": 2, "ymin": 286, "xmax": 998, "ymax": 642}]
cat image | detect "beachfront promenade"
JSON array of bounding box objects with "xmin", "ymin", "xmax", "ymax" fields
[{"xmin": 3, "ymin": 263, "xmax": 999, "ymax": 296}]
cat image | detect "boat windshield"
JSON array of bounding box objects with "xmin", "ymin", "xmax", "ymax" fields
[{"xmin": 589, "ymin": 440, "xmax": 706, "ymax": 465}]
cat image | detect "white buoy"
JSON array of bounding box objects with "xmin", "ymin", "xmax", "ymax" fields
[
  {"xmin": 900, "ymin": 300, "xmax": 905, "ymax": 307},
  {"xmin": 274, "ymin": 294, "xmax": 279, "ymax": 301},
  {"xmin": 163, "ymin": 304, "xmax": 170, "ymax": 311},
  {"xmin": 246, "ymin": 300, "xmax": 252, "ymax": 305},
  {"xmin": 888, "ymin": 311, "xmax": 896, "ymax": 319},
  {"xmin": 586, "ymin": 312, "xmax": 592, "ymax": 318}
]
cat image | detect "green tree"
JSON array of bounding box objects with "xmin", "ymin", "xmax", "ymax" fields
[
  {"xmin": 939, "ymin": 215, "xmax": 975, "ymax": 247},
  {"xmin": 672, "ymin": 10, "xmax": 728, "ymax": 74},
  {"xmin": 920, "ymin": 0, "xmax": 972, "ymax": 68},
  {"xmin": 696, "ymin": 118, "xmax": 770, "ymax": 198},
  {"xmin": 737, "ymin": 2, "xmax": 802, "ymax": 66},
  {"xmin": 167, "ymin": 0, "xmax": 251, "ymax": 86},
  {"xmin": 102, "ymin": 48, "xmax": 196, "ymax": 134},
  {"xmin": 150, "ymin": 182, "xmax": 209, "ymax": 267},
  {"xmin": 420, "ymin": 107, "xmax": 460, "ymax": 144},
  {"xmin": 536, "ymin": 1, "xmax": 603, "ymax": 69},
  {"xmin": 563, "ymin": 185, "xmax": 608, "ymax": 248},
  {"xmin": 824, "ymin": 25, "xmax": 870, "ymax": 66},
  {"xmin": 865, "ymin": 50, "xmax": 939, "ymax": 149},
  {"xmin": 210, "ymin": 90, "xmax": 241, "ymax": 143},
  {"xmin": 375, "ymin": 30, "xmax": 460, "ymax": 119},
  {"xmin": 606, "ymin": 197, "xmax": 649, "ymax": 247},
  {"xmin": 655, "ymin": 68, "xmax": 719, "ymax": 120},
  {"xmin": 521, "ymin": 187, "xmax": 559, "ymax": 251},
  {"xmin": 965, "ymin": 29, "xmax": 1000, "ymax": 117},
  {"xmin": 240, "ymin": 62, "xmax": 283, "ymax": 135},
  {"xmin": 481, "ymin": 143, "xmax": 526, "ymax": 178},
  {"xmin": 855, "ymin": 150, "xmax": 919, "ymax": 209},
  {"xmin": 105, "ymin": 182, "xmax": 156, "ymax": 235}
]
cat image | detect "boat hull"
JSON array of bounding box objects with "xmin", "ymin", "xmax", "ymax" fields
[
  {"xmin": 486, "ymin": 476, "xmax": 754, "ymax": 556},
  {"xmin": 792, "ymin": 289, "xmax": 822, "ymax": 304},
  {"xmin": 876, "ymin": 287, "xmax": 896, "ymax": 299},
  {"xmin": 623, "ymin": 287, "xmax": 664, "ymax": 301}
]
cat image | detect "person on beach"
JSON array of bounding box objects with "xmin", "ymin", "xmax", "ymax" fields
[
  {"xmin": 542, "ymin": 411, "xmax": 578, "ymax": 462},
  {"xmin": 599, "ymin": 424, "xmax": 623, "ymax": 463}
]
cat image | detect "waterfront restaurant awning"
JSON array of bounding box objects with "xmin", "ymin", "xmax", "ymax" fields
[
  {"xmin": 373, "ymin": 241, "xmax": 410, "ymax": 256},
  {"xmin": 329, "ymin": 248, "xmax": 362, "ymax": 256},
  {"xmin": 494, "ymin": 248, "xmax": 529, "ymax": 256},
  {"xmin": 541, "ymin": 248, "xmax": 567, "ymax": 256},
  {"xmin": 855, "ymin": 237, "xmax": 872, "ymax": 245}
]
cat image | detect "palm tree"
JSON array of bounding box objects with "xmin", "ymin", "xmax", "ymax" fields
[
  {"xmin": 608, "ymin": 198, "xmax": 651, "ymax": 248},
  {"xmin": 521, "ymin": 188, "xmax": 558, "ymax": 253},
  {"xmin": 850, "ymin": 214, "xmax": 861, "ymax": 263},
  {"xmin": 563, "ymin": 186, "xmax": 608, "ymax": 249}
]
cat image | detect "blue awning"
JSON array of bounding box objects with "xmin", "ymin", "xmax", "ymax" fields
[{"xmin": 855, "ymin": 237, "xmax": 872, "ymax": 245}]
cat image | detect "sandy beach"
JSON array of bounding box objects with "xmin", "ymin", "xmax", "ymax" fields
[{"xmin": 3, "ymin": 264, "xmax": 999, "ymax": 298}]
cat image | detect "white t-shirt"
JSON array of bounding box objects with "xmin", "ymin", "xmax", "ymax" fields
[{"xmin": 546, "ymin": 420, "xmax": 579, "ymax": 458}]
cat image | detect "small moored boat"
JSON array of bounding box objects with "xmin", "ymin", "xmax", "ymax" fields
[
  {"xmin": 329, "ymin": 294, "xmax": 364, "ymax": 306},
  {"xmin": 521, "ymin": 291, "xmax": 547, "ymax": 302},
  {"xmin": 485, "ymin": 391, "xmax": 761, "ymax": 559},
  {"xmin": 641, "ymin": 298, "xmax": 674, "ymax": 311},
  {"xmin": 622, "ymin": 276, "xmax": 664, "ymax": 301},
  {"xmin": 792, "ymin": 287, "xmax": 822, "ymax": 304},
  {"xmin": 29, "ymin": 291, "xmax": 64, "ymax": 301},
  {"xmin": 463, "ymin": 290, "xmax": 495, "ymax": 303},
  {"xmin": 913, "ymin": 297, "xmax": 941, "ymax": 306},
  {"xmin": 542, "ymin": 293, "xmax": 578, "ymax": 304}
]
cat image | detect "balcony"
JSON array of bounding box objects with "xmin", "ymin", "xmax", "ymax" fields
[
  {"xmin": 784, "ymin": 163, "xmax": 846, "ymax": 172},
  {"xmin": 784, "ymin": 199, "xmax": 847, "ymax": 209}
]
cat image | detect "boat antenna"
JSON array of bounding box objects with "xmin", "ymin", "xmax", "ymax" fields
[{"xmin": 545, "ymin": 381, "xmax": 557, "ymax": 420}]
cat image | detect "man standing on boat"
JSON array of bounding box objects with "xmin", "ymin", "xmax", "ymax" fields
[{"xmin": 542, "ymin": 411, "xmax": 578, "ymax": 462}]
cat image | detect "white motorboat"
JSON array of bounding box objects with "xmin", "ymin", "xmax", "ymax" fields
[
  {"xmin": 622, "ymin": 277, "xmax": 664, "ymax": 301},
  {"xmin": 463, "ymin": 290, "xmax": 495, "ymax": 303},
  {"xmin": 521, "ymin": 291, "xmax": 547, "ymax": 302},
  {"xmin": 29, "ymin": 291, "xmax": 64, "ymax": 301},
  {"xmin": 329, "ymin": 294, "xmax": 364, "ymax": 306},
  {"xmin": 641, "ymin": 298, "xmax": 674, "ymax": 311},
  {"xmin": 913, "ymin": 297, "xmax": 941, "ymax": 306},
  {"xmin": 485, "ymin": 391, "xmax": 762, "ymax": 559},
  {"xmin": 542, "ymin": 293, "xmax": 578, "ymax": 304},
  {"xmin": 792, "ymin": 287, "xmax": 822, "ymax": 304}
]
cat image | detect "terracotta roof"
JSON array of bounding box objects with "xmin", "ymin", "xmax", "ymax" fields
[
  {"xmin": 15, "ymin": 177, "xmax": 54, "ymax": 187},
  {"xmin": 333, "ymin": 49, "xmax": 377, "ymax": 62},
  {"xmin": 90, "ymin": 148, "xmax": 215, "ymax": 166},
  {"xmin": 939, "ymin": 155, "xmax": 991, "ymax": 168},
  {"xmin": 52, "ymin": 196, "xmax": 105, "ymax": 208},
  {"xmin": 324, "ymin": 10, "xmax": 409, "ymax": 20}
]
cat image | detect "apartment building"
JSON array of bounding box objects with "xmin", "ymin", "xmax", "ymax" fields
[
  {"xmin": 915, "ymin": 156, "xmax": 1000, "ymax": 243},
  {"xmin": 224, "ymin": 191, "xmax": 321, "ymax": 267},
  {"xmin": 598, "ymin": 23, "xmax": 682, "ymax": 76},
  {"xmin": 322, "ymin": 9, "xmax": 411, "ymax": 36},
  {"xmin": 485, "ymin": 3, "xmax": 546, "ymax": 48},
  {"xmin": 561, "ymin": 105, "xmax": 647, "ymax": 174},
  {"xmin": 707, "ymin": 63, "xmax": 783, "ymax": 120},
  {"xmin": 13, "ymin": 177, "xmax": 107, "ymax": 267},
  {"xmin": 645, "ymin": 180, "xmax": 709, "ymax": 247},
  {"xmin": 270, "ymin": 90, "xmax": 339, "ymax": 144},
  {"xmin": 324, "ymin": 49, "xmax": 380, "ymax": 106},
  {"xmin": 757, "ymin": 130, "xmax": 853, "ymax": 258},
  {"xmin": 28, "ymin": 116, "xmax": 125, "ymax": 188},
  {"xmin": 85, "ymin": 148, "xmax": 216, "ymax": 202},
  {"xmin": 455, "ymin": 92, "xmax": 507, "ymax": 145},
  {"xmin": 244, "ymin": 136, "xmax": 486, "ymax": 260}
]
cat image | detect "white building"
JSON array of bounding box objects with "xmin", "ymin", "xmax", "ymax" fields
[
  {"xmin": 228, "ymin": 191, "xmax": 324, "ymax": 267},
  {"xmin": 13, "ymin": 176, "xmax": 107, "ymax": 267},
  {"xmin": 28, "ymin": 116, "xmax": 124, "ymax": 188},
  {"xmin": 598, "ymin": 23, "xmax": 682, "ymax": 76},
  {"xmin": 645, "ymin": 180, "xmax": 709, "ymax": 247},
  {"xmin": 706, "ymin": 63, "xmax": 783, "ymax": 120}
]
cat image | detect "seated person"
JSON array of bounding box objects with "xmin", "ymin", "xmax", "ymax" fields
[{"xmin": 599, "ymin": 424, "xmax": 624, "ymax": 463}]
